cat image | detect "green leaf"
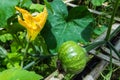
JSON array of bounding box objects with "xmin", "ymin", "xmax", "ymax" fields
[
  {"xmin": 0, "ymin": 46, "xmax": 7, "ymax": 58},
  {"xmin": 94, "ymin": 25, "xmax": 107, "ymax": 35},
  {"xmin": 30, "ymin": 4, "xmax": 44, "ymax": 12},
  {"xmin": 10, "ymin": 41, "xmax": 22, "ymax": 53},
  {"xmin": 32, "ymin": 35, "xmax": 49, "ymax": 55},
  {"xmin": 42, "ymin": 0, "xmax": 94, "ymax": 53},
  {"xmin": 21, "ymin": 0, "xmax": 32, "ymax": 8},
  {"xmin": 0, "ymin": 0, "xmax": 19, "ymax": 27},
  {"xmin": 67, "ymin": 6, "xmax": 91, "ymax": 20},
  {"xmin": 44, "ymin": 0, "xmax": 53, "ymax": 13},
  {"xmin": 91, "ymin": 0, "xmax": 106, "ymax": 6},
  {"xmin": 7, "ymin": 22, "xmax": 24, "ymax": 34},
  {"xmin": 0, "ymin": 33, "xmax": 13, "ymax": 43},
  {"xmin": 0, "ymin": 68, "xmax": 43, "ymax": 80},
  {"xmin": 4, "ymin": 52, "xmax": 23, "ymax": 69}
]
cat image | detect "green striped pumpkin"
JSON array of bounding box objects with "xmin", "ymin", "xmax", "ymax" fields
[{"xmin": 58, "ymin": 41, "xmax": 87, "ymax": 74}]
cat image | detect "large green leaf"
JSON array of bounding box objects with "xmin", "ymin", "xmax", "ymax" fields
[
  {"xmin": 42, "ymin": 0, "xmax": 94, "ymax": 53},
  {"xmin": 0, "ymin": 0, "xmax": 19, "ymax": 27},
  {"xmin": 0, "ymin": 68, "xmax": 43, "ymax": 80},
  {"xmin": 91, "ymin": 0, "xmax": 106, "ymax": 6},
  {"xmin": 0, "ymin": 0, "xmax": 32, "ymax": 27}
]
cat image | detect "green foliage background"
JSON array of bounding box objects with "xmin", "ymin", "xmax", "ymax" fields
[{"xmin": 0, "ymin": 0, "xmax": 114, "ymax": 79}]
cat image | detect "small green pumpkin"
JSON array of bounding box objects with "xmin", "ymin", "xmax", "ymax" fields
[{"xmin": 58, "ymin": 41, "xmax": 87, "ymax": 74}]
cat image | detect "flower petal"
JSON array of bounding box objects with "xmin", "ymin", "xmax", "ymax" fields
[
  {"xmin": 15, "ymin": 7, "xmax": 33, "ymax": 23},
  {"xmin": 15, "ymin": 6, "xmax": 48, "ymax": 41},
  {"xmin": 17, "ymin": 16, "xmax": 28, "ymax": 28},
  {"xmin": 33, "ymin": 7, "xmax": 48, "ymax": 31}
]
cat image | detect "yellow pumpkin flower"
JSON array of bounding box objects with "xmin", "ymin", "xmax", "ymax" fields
[{"xmin": 15, "ymin": 6, "xmax": 48, "ymax": 41}]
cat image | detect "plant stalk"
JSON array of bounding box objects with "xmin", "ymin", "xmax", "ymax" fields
[
  {"xmin": 85, "ymin": 40, "xmax": 106, "ymax": 52},
  {"xmin": 21, "ymin": 41, "xmax": 29, "ymax": 68},
  {"xmin": 105, "ymin": 0, "xmax": 120, "ymax": 41},
  {"xmin": 23, "ymin": 61, "xmax": 35, "ymax": 69},
  {"xmin": 108, "ymin": 41, "xmax": 120, "ymax": 59},
  {"xmin": 110, "ymin": 25, "xmax": 120, "ymax": 39}
]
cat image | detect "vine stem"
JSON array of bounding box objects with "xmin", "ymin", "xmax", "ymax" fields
[
  {"xmin": 21, "ymin": 41, "xmax": 29, "ymax": 68},
  {"xmin": 105, "ymin": 0, "xmax": 120, "ymax": 41},
  {"xmin": 23, "ymin": 61, "xmax": 35, "ymax": 69},
  {"xmin": 108, "ymin": 41, "xmax": 120, "ymax": 59},
  {"xmin": 85, "ymin": 40, "xmax": 106, "ymax": 52}
]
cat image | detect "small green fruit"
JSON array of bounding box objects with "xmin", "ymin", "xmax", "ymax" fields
[{"xmin": 58, "ymin": 41, "xmax": 87, "ymax": 74}]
